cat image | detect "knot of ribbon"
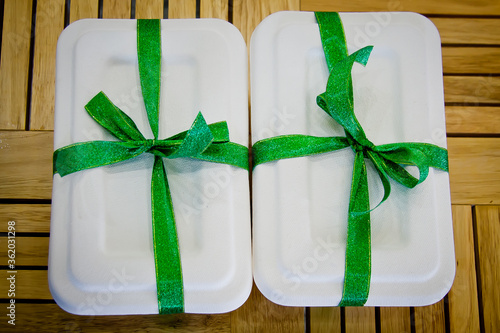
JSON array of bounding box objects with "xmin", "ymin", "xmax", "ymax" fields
[
  {"xmin": 53, "ymin": 20, "xmax": 248, "ymax": 314},
  {"xmin": 252, "ymin": 12, "xmax": 449, "ymax": 306}
]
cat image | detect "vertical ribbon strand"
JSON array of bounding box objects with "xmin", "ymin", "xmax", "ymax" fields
[
  {"xmin": 138, "ymin": 20, "xmax": 184, "ymax": 314},
  {"xmin": 151, "ymin": 155, "xmax": 184, "ymax": 314}
]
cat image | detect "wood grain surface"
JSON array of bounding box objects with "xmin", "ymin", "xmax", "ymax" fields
[
  {"xmin": 0, "ymin": 0, "xmax": 33, "ymax": 130},
  {"xmin": 29, "ymin": 0, "xmax": 65, "ymax": 131},
  {"xmin": 310, "ymin": 307, "xmax": 341, "ymax": 332},
  {"xmin": 345, "ymin": 307, "xmax": 376, "ymax": 333},
  {"xmin": 135, "ymin": 0, "xmax": 163, "ymax": 19},
  {"xmin": 475, "ymin": 206, "xmax": 500, "ymax": 333},
  {"xmin": 0, "ymin": 204, "xmax": 51, "ymax": 232},
  {"xmin": 13, "ymin": 304, "xmax": 231, "ymax": 333},
  {"xmin": 414, "ymin": 300, "xmax": 446, "ymax": 333},
  {"xmin": 448, "ymin": 138, "xmax": 500, "ymax": 205},
  {"xmin": 169, "ymin": 0, "xmax": 197, "ymax": 19},
  {"xmin": 0, "ymin": 237, "xmax": 49, "ymax": 265},
  {"xmin": 446, "ymin": 106, "xmax": 500, "ymax": 134},
  {"xmin": 201, "ymin": 0, "xmax": 228, "ymax": 20},
  {"xmin": 448, "ymin": 205, "xmax": 480, "ymax": 333},
  {"xmin": 102, "ymin": 0, "xmax": 132, "ymax": 19},
  {"xmin": 301, "ymin": 0, "xmax": 500, "ymax": 15},
  {"xmin": 379, "ymin": 307, "xmax": 411, "ymax": 333},
  {"xmin": 0, "ymin": 0, "xmax": 499, "ymax": 332},
  {"xmin": 70, "ymin": 0, "xmax": 98, "ymax": 23},
  {"xmin": 230, "ymin": 284, "xmax": 304, "ymax": 332}
]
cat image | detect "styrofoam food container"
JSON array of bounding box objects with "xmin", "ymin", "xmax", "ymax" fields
[
  {"xmin": 251, "ymin": 11, "xmax": 455, "ymax": 306},
  {"xmin": 49, "ymin": 19, "xmax": 251, "ymax": 315}
]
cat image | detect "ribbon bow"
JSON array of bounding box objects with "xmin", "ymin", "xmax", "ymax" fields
[
  {"xmin": 53, "ymin": 20, "xmax": 248, "ymax": 314},
  {"xmin": 252, "ymin": 12, "xmax": 448, "ymax": 306}
]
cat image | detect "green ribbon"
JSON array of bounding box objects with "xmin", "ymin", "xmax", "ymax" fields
[
  {"xmin": 252, "ymin": 12, "xmax": 449, "ymax": 306},
  {"xmin": 53, "ymin": 20, "xmax": 249, "ymax": 314}
]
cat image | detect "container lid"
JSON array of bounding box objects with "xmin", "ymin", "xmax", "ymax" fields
[
  {"xmin": 251, "ymin": 11, "xmax": 455, "ymax": 307},
  {"xmin": 49, "ymin": 18, "xmax": 251, "ymax": 315}
]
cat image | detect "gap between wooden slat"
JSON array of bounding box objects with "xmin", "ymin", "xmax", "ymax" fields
[
  {"xmin": 474, "ymin": 206, "xmax": 500, "ymax": 332},
  {"xmin": 0, "ymin": 0, "xmax": 33, "ymax": 130}
]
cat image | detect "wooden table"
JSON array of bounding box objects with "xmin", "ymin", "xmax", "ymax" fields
[{"xmin": 0, "ymin": 0, "xmax": 498, "ymax": 332}]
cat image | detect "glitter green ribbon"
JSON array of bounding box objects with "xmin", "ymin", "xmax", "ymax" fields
[
  {"xmin": 53, "ymin": 20, "xmax": 248, "ymax": 314},
  {"xmin": 252, "ymin": 12, "xmax": 449, "ymax": 306}
]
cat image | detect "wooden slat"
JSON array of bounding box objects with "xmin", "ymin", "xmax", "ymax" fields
[
  {"xmin": 446, "ymin": 106, "xmax": 500, "ymax": 134},
  {"xmin": 475, "ymin": 206, "xmax": 500, "ymax": 332},
  {"xmin": 70, "ymin": 0, "xmax": 99, "ymax": 23},
  {"xmin": 168, "ymin": 0, "xmax": 196, "ymax": 19},
  {"xmin": 0, "ymin": 0, "xmax": 33, "ymax": 130},
  {"xmin": 301, "ymin": 0, "xmax": 500, "ymax": 16},
  {"xmin": 230, "ymin": 284, "xmax": 304, "ymax": 332},
  {"xmin": 413, "ymin": 300, "xmax": 446, "ymax": 333},
  {"xmin": 444, "ymin": 76, "xmax": 500, "ymax": 105},
  {"xmin": 0, "ymin": 237, "xmax": 49, "ymax": 266},
  {"xmin": 0, "ymin": 270, "xmax": 51, "ymax": 299},
  {"xmin": 200, "ymin": 0, "xmax": 228, "ymax": 20},
  {"xmin": 11, "ymin": 304, "xmax": 231, "ymax": 332},
  {"xmin": 29, "ymin": 0, "xmax": 65, "ymax": 131},
  {"xmin": 431, "ymin": 18, "xmax": 500, "ymax": 46},
  {"xmin": 102, "ymin": 0, "xmax": 131, "ymax": 19},
  {"xmin": 345, "ymin": 307, "xmax": 375, "ymax": 333},
  {"xmin": 232, "ymin": 0, "xmax": 300, "ymax": 47},
  {"xmin": 310, "ymin": 307, "xmax": 341, "ymax": 333},
  {"xmin": 379, "ymin": 307, "xmax": 411, "ymax": 333},
  {"xmin": 448, "ymin": 205, "xmax": 480, "ymax": 333},
  {"xmin": 135, "ymin": 0, "xmax": 163, "ymax": 19},
  {"xmin": 442, "ymin": 47, "xmax": 500, "ymax": 74},
  {"xmin": 448, "ymin": 138, "xmax": 500, "ymax": 205},
  {"xmin": 0, "ymin": 205, "xmax": 51, "ymax": 233},
  {"xmin": 0, "ymin": 131, "xmax": 53, "ymax": 200}
]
